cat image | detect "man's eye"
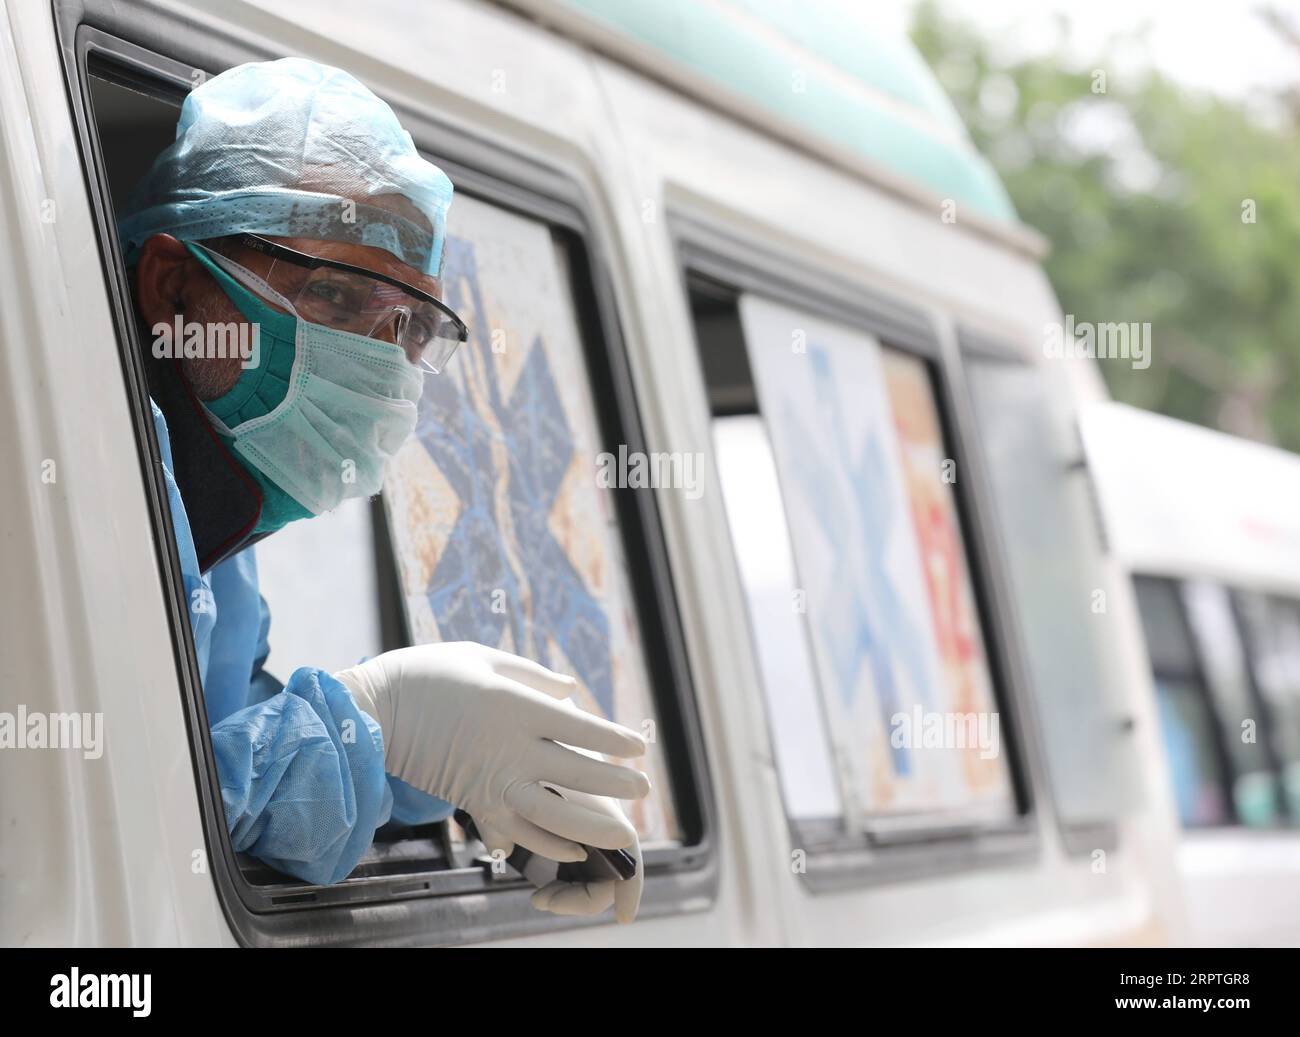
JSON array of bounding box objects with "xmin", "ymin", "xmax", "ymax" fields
[
  {"xmin": 305, "ymin": 281, "xmax": 350, "ymax": 307},
  {"xmin": 407, "ymin": 316, "xmax": 436, "ymax": 347}
]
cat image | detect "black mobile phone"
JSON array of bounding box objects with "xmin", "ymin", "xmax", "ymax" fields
[{"xmin": 454, "ymin": 793, "xmax": 637, "ymax": 883}]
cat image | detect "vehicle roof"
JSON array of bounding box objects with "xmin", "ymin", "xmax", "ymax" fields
[
  {"xmin": 1081, "ymin": 402, "xmax": 1300, "ymax": 597},
  {"xmin": 503, "ymin": 0, "xmax": 1022, "ymax": 229}
]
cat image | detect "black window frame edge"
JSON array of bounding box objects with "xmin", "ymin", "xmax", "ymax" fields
[
  {"xmin": 1133, "ymin": 575, "xmax": 1211, "ymax": 684},
  {"xmin": 672, "ymin": 212, "xmax": 1041, "ymax": 894},
  {"xmin": 956, "ymin": 326, "xmax": 1119, "ymax": 856},
  {"xmin": 55, "ymin": 0, "xmax": 717, "ymax": 946}
]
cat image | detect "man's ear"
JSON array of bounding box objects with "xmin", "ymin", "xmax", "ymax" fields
[{"xmin": 134, "ymin": 234, "xmax": 197, "ymax": 329}]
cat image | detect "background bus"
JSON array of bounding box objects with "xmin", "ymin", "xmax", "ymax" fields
[{"xmin": 1083, "ymin": 401, "xmax": 1300, "ymax": 947}]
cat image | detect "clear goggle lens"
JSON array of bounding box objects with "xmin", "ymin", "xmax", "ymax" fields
[{"xmin": 266, "ymin": 259, "xmax": 464, "ymax": 373}]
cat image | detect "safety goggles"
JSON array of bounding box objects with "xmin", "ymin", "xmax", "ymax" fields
[{"xmin": 214, "ymin": 233, "xmax": 467, "ymax": 373}]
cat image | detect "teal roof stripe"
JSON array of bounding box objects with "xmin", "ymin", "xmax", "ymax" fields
[
  {"xmin": 559, "ymin": 0, "xmax": 1019, "ymax": 224},
  {"xmin": 725, "ymin": 0, "xmax": 966, "ymax": 132}
]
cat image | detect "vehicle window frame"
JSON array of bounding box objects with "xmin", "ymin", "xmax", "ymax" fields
[
  {"xmin": 673, "ymin": 214, "xmax": 1040, "ymax": 892},
  {"xmin": 57, "ymin": 0, "xmax": 717, "ymax": 945}
]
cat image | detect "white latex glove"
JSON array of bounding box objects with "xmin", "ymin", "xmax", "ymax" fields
[
  {"xmin": 334, "ymin": 643, "xmax": 650, "ymax": 863},
  {"xmin": 529, "ymin": 787, "xmax": 644, "ymax": 924}
]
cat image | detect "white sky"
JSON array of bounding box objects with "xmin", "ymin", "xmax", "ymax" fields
[{"xmin": 874, "ymin": 0, "xmax": 1300, "ymax": 101}]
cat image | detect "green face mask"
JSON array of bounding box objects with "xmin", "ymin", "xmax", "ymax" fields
[
  {"xmin": 190, "ymin": 248, "xmax": 314, "ymax": 534},
  {"xmin": 185, "ymin": 242, "xmax": 423, "ymax": 531}
]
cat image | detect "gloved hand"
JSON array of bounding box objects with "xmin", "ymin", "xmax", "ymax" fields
[
  {"xmin": 529, "ymin": 787, "xmax": 644, "ymax": 924},
  {"xmin": 334, "ymin": 642, "xmax": 650, "ymax": 864}
]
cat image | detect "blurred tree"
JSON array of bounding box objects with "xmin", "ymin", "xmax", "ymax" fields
[{"xmin": 911, "ymin": 0, "xmax": 1300, "ymax": 449}]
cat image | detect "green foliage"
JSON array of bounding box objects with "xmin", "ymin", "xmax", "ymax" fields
[{"xmin": 911, "ymin": 0, "xmax": 1300, "ymax": 449}]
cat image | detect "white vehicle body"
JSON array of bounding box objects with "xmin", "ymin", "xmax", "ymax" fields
[
  {"xmin": 0, "ymin": 0, "xmax": 1184, "ymax": 946},
  {"xmin": 1084, "ymin": 401, "xmax": 1300, "ymax": 946}
]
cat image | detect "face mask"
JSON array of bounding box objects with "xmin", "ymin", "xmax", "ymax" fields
[{"xmin": 186, "ymin": 242, "xmax": 424, "ymax": 518}]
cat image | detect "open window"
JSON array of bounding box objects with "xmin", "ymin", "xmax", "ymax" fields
[
  {"xmin": 61, "ymin": 2, "xmax": 714, "ymax": 944},
  {"xmin": 681, "ymin": 227, "xmax": 1033, "ymax": 888}
]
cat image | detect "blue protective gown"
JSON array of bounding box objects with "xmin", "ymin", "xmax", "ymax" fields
[{"xmin": 153, "ymin": 400, "xmax": 453, "ymax": 885}]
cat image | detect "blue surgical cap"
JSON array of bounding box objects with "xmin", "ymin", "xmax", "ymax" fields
[{"xmin": 118, "ymin": 57, "xmax": 453, "ymax": 277}]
